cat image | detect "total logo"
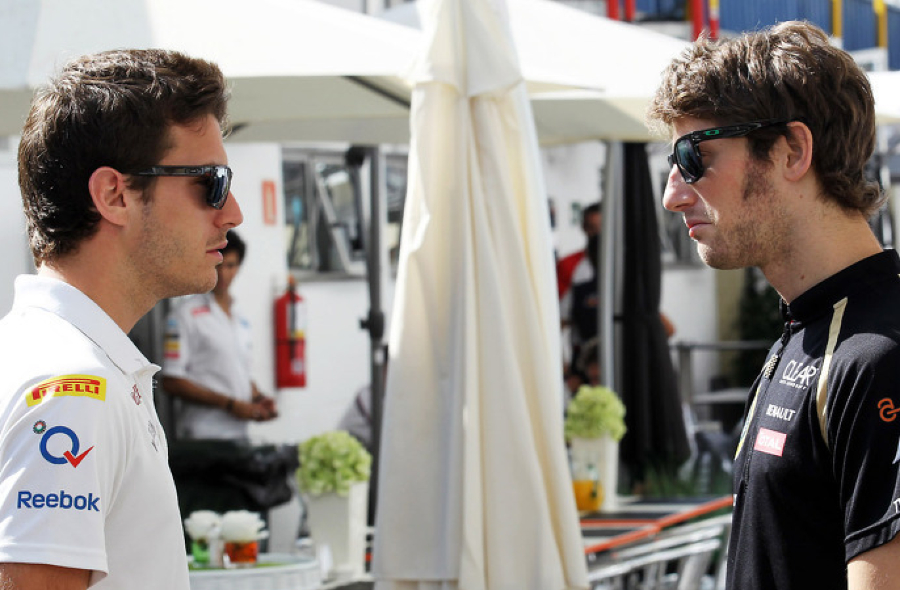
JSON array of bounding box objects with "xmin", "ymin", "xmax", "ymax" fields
[{"xmin": 34, "ymin": 421, "xmax": 94, "ymax": 468}]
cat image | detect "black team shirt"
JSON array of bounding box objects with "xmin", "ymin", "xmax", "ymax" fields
[{"xmin": 728, "ymin": 250, "xmax": 900, "ymax": 590}]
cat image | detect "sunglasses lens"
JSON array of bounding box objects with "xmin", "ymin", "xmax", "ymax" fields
[
  {"xmin": 675, "ymin": 138, "xmax": 703, "ymax": 183},
  {"xmin": 207, "ymin": 167, "xmax": 231, "ymax": 209}
]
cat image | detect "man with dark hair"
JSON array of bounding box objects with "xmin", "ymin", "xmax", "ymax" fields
[
  {"xmin": 0, "ymin": 49, "xmax": 241, "ymax": 589},
  {"xmin": 162, "ymin": 230, "xmax": 278, "ymax": 439},
  {"xmin": 649, "ymin": 21, "xmax": 896, "ymax": 589}
]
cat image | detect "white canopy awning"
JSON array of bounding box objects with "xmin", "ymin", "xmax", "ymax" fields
[{"xmin": 0, "ymin": 0, "xmax": 419, "ymax": 144}]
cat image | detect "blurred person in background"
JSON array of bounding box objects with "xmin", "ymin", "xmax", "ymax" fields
[
  {"xmin": 162, "ymin": 230, "xmax": 277, "ymax": 440},
  {"xmin": 559, "ymin": 202, "xmax": 601, "ymax": 394}
]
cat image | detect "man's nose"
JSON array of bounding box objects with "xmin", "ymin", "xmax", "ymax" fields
[
  {"xmin": 219, "ymin": 190, "xmax": 244, "ymax": 229},
  {"xmin": 662, "ymin": 165, "xmax": 695, "ymax": 212}
]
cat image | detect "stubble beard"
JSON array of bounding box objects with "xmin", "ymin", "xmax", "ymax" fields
[
  {"xmin": 139, "ymin": 203, "xmax": 219, "ymax": 301},
  {"xmin": 696, "ymin": 160, "xmax": 785, "ymax": 271}
]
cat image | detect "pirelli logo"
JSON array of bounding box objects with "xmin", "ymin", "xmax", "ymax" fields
[{"xmin": 26, "ymin": 375, "xmax": 107, "ymax": 407}]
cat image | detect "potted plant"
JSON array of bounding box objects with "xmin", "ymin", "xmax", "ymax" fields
[
  {"xmin": 220, "ymin": 510, "xmax": 268, "ymax": 568},
  {"xmin": 184, "ymin": 510, "xmax": 223, "ymax": 567},
  {"xmin": 297, "ymin": 431, "xmax": 372, "ymax": 579},
  {"xmin": 564, "ymin": 385, "xmax": 627, "ymax": 512}
]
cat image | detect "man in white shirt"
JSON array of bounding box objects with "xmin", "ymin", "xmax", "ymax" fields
[
  {"xmin": 162, "ymin": 230, "xmax": 278, "ymax": 440},
  {"xmin": 0, "ymin": 49, "xmax": 242, "ymax": 590}
]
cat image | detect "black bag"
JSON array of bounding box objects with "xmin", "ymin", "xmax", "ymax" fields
[{"xmin": 169, "ymin": 440, "xmax": 299, "ymax": 514}]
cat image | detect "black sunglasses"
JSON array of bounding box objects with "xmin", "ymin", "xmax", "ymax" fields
[
  {"xmin": 133, "ymin": 165, "xmax": 233, "ymax": 209},
  {"xmin": 668, "ymin": 120, "xmax": 789, "ymax": 184}
]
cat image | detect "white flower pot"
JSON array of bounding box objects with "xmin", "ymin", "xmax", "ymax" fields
[
  {"xmin": 303, "ymin": 481, "xmax": 368, "ymax": 579},
  {"xmin": 570, "ymin": 435, "xmax": 619, "ymax": 511}
]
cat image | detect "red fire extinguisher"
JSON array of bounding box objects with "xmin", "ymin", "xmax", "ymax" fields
[{"xmin": 274, "ymin": 276, "xmax": 306, "ymax": 388}]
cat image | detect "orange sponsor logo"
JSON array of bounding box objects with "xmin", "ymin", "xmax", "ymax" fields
[
  {"xmin": 879, "ymin": 398, "xmax": 900, "ymax": 423},
  {"xmin": 26, "ymin": 375, "xmax": 107, "ymax": 407}
]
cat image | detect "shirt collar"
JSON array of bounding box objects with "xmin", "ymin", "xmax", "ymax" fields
[
  {"xmin": 11, "ymin": 274, "xmax": 154, "ymax": 376},
  {"xmin": 784, "ymin": 249, "xmax": 900, "ymax": 323}
]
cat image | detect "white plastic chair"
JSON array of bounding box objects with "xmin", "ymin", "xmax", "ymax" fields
[{"xmin": 587, "ymin": 519, "xmax": 728, "ymax": 590}]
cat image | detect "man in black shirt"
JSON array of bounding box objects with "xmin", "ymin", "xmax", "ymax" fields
[{"xmin": 648, "ymin": 21, "xmax": 900, "ymax": 590}]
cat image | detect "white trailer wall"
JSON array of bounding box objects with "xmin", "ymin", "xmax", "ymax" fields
[
  {"xmin": 223, "ymin": 143, "xmax": 382, "ymax": 445},
  {"xmin": 0, "ymin": 139, "xmax": 31, "ymax": 312}
]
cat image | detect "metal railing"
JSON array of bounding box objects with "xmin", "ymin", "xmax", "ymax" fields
[{"xmin": 671, "ymin": 340, "xmax": 771, "ymax": 410}]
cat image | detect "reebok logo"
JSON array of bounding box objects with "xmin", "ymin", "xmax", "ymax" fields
[{"xmin": 17, "ymin": 490, "xmax": 100, "ymax": 512}]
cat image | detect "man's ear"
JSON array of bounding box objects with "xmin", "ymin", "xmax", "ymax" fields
[
  {"xmin": 88, "ymin": 167, "xmax": 132, "ymax": 227},
  {"xmin": 782, "ymin": 121, "xmax": 814, "ymax": 182}
]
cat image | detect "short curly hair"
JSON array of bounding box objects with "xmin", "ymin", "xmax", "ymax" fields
[
  {"xmin": 18, "ymin": 49, "xmax": 229, "ymax": 264},
  {"xmin": 648, "ymin": 21, "xmax": 881, "ymax": 217}
]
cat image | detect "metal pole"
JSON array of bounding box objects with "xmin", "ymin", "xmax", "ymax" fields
[
  {"xmin": 361, "ymin": 146, "xmax": 386, "ymax": 525},
  {"xmin": 600, "ymin": 141, "xmax": 621, "ymax": 393}
]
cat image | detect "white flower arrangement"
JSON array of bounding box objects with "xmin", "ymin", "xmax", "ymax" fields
[
  {"xmin": 184, "ymin": 510, "xmax": 222, "ymax": 542},
  {"xmin": 220, "ymin": 510, "xmax": 269, "ymax": 543},
  {"xmin": 297, "ymin": 430, "xmax": 372, "ymax": 496}
]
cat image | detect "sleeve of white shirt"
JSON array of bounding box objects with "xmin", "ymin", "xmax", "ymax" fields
[{"xmin": 0, "ymin": 367, "xmax": 127, "ymax": 582}]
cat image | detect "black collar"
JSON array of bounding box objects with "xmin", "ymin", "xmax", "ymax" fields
[{"xmin": 782, "ymin": 250, "xmax": 900, "ymax": 324}]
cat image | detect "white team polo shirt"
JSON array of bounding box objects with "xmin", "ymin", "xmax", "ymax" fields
[
  {"xmin": 162, "ymin": 293, "xmax": 253, "ymax": 440},
  {"xmin": 0, "ymin": 275, "xmax": 189, "ymax": 589}
]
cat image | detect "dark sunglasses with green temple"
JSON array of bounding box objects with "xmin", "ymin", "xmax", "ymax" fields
[{"xmin": 668, "ymin": 120, "xmax": 790, "ymax": 184}]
